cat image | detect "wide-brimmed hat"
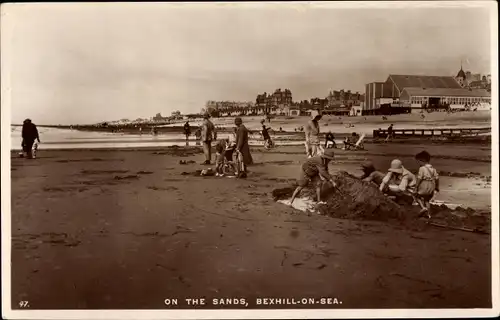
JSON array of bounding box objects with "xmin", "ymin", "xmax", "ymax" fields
[
  {"xmin": 321, "ymin": 149, "xmax": 335, "ymax": 160},
  {"xmin": 235, "ymin": 117, "xmax": 243, "ymax": 125},
  {"xmin": 388, "ymin": 159, "xmax": 403, "ymax": 174}
]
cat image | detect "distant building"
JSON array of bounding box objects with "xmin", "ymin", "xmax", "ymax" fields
[
  {"xmin": 153, "ymin": 113, "xmax": 169, "ymax": 122},
  {"xmin": 204, "ymin": 100, "xmax": 255, "ymax": 117},
  {"xmin": 456, "ymin": 66, "xmax": 467, "ymax": 87},
  {"xmin": 455, "ymin": 64, "xmax": 489, "ymax": 90},
  {"xmin": 255, "ymin": 88, "xmax": 293, "ymax": 115},
  {"xmin": 326, "ymin": 90, "xmax": 364, "ymax": 108},
  {"xmin": 288, "ymin": 107, "xmax": 300, "ymax": 116},
  {"xmin": 399, "ymin": 87, "xmax": 491, "ymax": 109},
  {"xmin": 364, "ymin": 73, "xmax": 489, "ymax": 114}
]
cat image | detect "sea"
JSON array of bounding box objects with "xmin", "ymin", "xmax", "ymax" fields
[
  {"xmin": 10, "ymin": 116, "xmax": 490, "ymax": 150},
  {"xmin": 9, "ymin": 126, "xmax": 303, "ymax": 150}
]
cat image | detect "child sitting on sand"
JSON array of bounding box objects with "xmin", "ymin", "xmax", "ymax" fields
[{"xmin": 415, "ymin": 151, "xmax": 440, "ymax": 218}]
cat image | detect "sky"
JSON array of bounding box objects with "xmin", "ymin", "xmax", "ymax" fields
[{"xmin": 2, "ymin": 2, "xmax": 493, "ymax": 125}]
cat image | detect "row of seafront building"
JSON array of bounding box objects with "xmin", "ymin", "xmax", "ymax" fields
[
  {"xmin": 144, "ymin": 66, "xmax": 493, "ymax": 123},
  {"xmin": 205, "ymin": 88, "xmax": 365, "ymax": 117},
  {"xmin": 204, "ymin": 67, "xmax": 491, "ymax": 118}
]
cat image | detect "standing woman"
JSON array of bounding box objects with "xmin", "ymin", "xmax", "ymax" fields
[
  {"xmin": 234, "ymin": 117, "xmax": 253, "ymax": 178},
  {"xmin": 305, "ymin": 110, "xmax": 323, "ymax": 158}
]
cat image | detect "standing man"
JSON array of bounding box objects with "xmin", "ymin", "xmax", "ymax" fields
[
  {"xmin": 385, "ymin": 124, "xmax": 394, "ymax": 142},
  {"xmin": 201, "ymin": 113, "xmax": 216, "ymax": 165},
  {"xmin": 183, "ymin": 121, "xmax": 191, "ymax": 142},
  {"xmin": 21, "ymin": 119, "xmax": 40, "ymax": 159},
  {"xmin": 305, "ymin": 110, "xmax": 323, "ymax": 157},
  {"xmin": 234, "ymin": 117, "xmax": 253, "ymax": 178}
]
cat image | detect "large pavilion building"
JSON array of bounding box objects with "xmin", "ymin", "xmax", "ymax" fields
[
  {"xmin": 399, "ymin": 87, "xmax": 491, "ymax": 110},
  {"xmin": 364, "ymin": 74, "xmax": 491, "ymax": 115}
]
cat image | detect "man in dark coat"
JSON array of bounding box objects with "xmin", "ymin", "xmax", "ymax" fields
[
  {"xmin": 183, "ymin": 121, "xmax": 191, "ymax": 141},
  {"xmin": 21, "ymin": 119, "xmax": 40, "ymax": 159},
  {"xmin": 234, "ymin": 117, "xmax": 253, "ymax": 178},
  {"xmin": 201, "ymin": 113, "xmax": 216, "ymax": 164}
]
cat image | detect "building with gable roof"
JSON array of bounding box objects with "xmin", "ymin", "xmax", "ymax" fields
[{"xmin": 364, "ymin": 72, "xmax": 490, "ymax": 114}]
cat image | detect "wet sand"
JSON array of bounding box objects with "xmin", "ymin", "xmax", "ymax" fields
[{"xmin": 10, "ymin": 143, "xmax": 491, "ymax": 309}]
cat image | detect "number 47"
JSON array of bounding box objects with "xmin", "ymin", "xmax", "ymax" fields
[{"xmin": 19, "ymin": 301, "xmax": 29, "ymax": 308}]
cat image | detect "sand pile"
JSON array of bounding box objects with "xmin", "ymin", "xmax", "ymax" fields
[
  {"xmin": 316, "ymin": 171, "xmax": 408, "ymax": 220},
  {"xmin": 272, "ymin": 171, "xmax": 406, "ymax": 221},
  {"xmin": 272, "ymin": 171, "xmax": 490, "ymax": 233}
]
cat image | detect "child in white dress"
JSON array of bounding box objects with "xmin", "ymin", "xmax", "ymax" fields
[{"xmin": 415, "ymin": 151, "xmax": 440, "ymax": 218}]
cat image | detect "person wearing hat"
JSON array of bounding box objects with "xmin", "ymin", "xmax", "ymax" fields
[
  {"xmin": 21, "ymin": 118, "xmax": 40, "ymax": 159},
  {"xmin": 234, "ymin": 117, "xmax": 253, "ymax": 178},
  {"xmin": 305, "ymin": 110, "xmax": 323, "ymax": 158},
  {"xmin": 379, "ymin": 159, "xmax": 417, "ymax": 201},
  {"xmin": 359, "ymin": 161, "xmax": 385, "ymax": 186},
  {"xmin": 289, "ymin": 149, "xmax": 338, "ymax": 206},
  {"xmin": 201, "ymin": 113, "xmax": 216, "ymax": 164}
]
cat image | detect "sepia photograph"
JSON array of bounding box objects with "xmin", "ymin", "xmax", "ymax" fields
[{"xmin": 1, "ymin": 1, "xmax": 498, "ymax": 319}]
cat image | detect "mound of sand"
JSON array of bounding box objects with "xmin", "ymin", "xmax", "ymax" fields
[
  {"xmin": 272, "ymin": 171, "xmax": 406, "ymax": 221},
  {"xmin": 316, "ymin": 171, "xmax": 408, "ymax": 221},
  {"xmin": 272, "ymin": 171, "xmax": 490, "ymax": 233}
]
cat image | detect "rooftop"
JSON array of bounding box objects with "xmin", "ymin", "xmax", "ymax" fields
[
  {"xmin": 457, "ymin": 68, "xmax": 467, "ymax": 79},
  {"xmin": 401, "ymin": 87, "xmax": 491, "ymax": 98},
  {"xmin": 389, "ymin": 75, "xmax": 462, "ymax": 90}
]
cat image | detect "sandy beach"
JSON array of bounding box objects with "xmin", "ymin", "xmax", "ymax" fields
[{"xmin": 10, "ymin": 142, "xmax": 491, "ymax": 309}]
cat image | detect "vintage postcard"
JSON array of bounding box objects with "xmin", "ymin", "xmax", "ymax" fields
[{"xmin": 1, "ymin": 1, "xmax": 498, "ymax": 319}]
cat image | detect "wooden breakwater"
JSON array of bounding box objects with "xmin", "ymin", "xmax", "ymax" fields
[{"xmin": 373, "ymin": 127, "xmax": 491, "ymax": 139}]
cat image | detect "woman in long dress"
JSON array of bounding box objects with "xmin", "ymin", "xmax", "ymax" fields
[{"xmin": 234, "ymin": 117, "xmax": 253, "ymax": 178}]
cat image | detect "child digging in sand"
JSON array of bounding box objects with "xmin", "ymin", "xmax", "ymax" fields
[
  {"xmin": 289, "ymin": 149, "xmax": 338, "ymax": 206},
  {"xmin": 415, "ymin": 151, "xmax": 440, "ymax": 218}
]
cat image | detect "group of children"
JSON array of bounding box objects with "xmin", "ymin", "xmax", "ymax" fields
[
  {"xmin": 289, "ymin": 148, "xmax": 440, "ymax": 219},
  {"xmin": 375, "ymin": 151, "xmax": 439, "ymax": 218}
]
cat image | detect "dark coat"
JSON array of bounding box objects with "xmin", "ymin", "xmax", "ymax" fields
[
  {"xmin": 235, "ymin": 124, "xmax": 253, "ymax": 165},
  {"xmin": 22, "ymin": 122, "xmax": 39, "ymax": 142},
  {"xmin": 183, "ymin": 123, "xmax": 191, "ymax": 135}
]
